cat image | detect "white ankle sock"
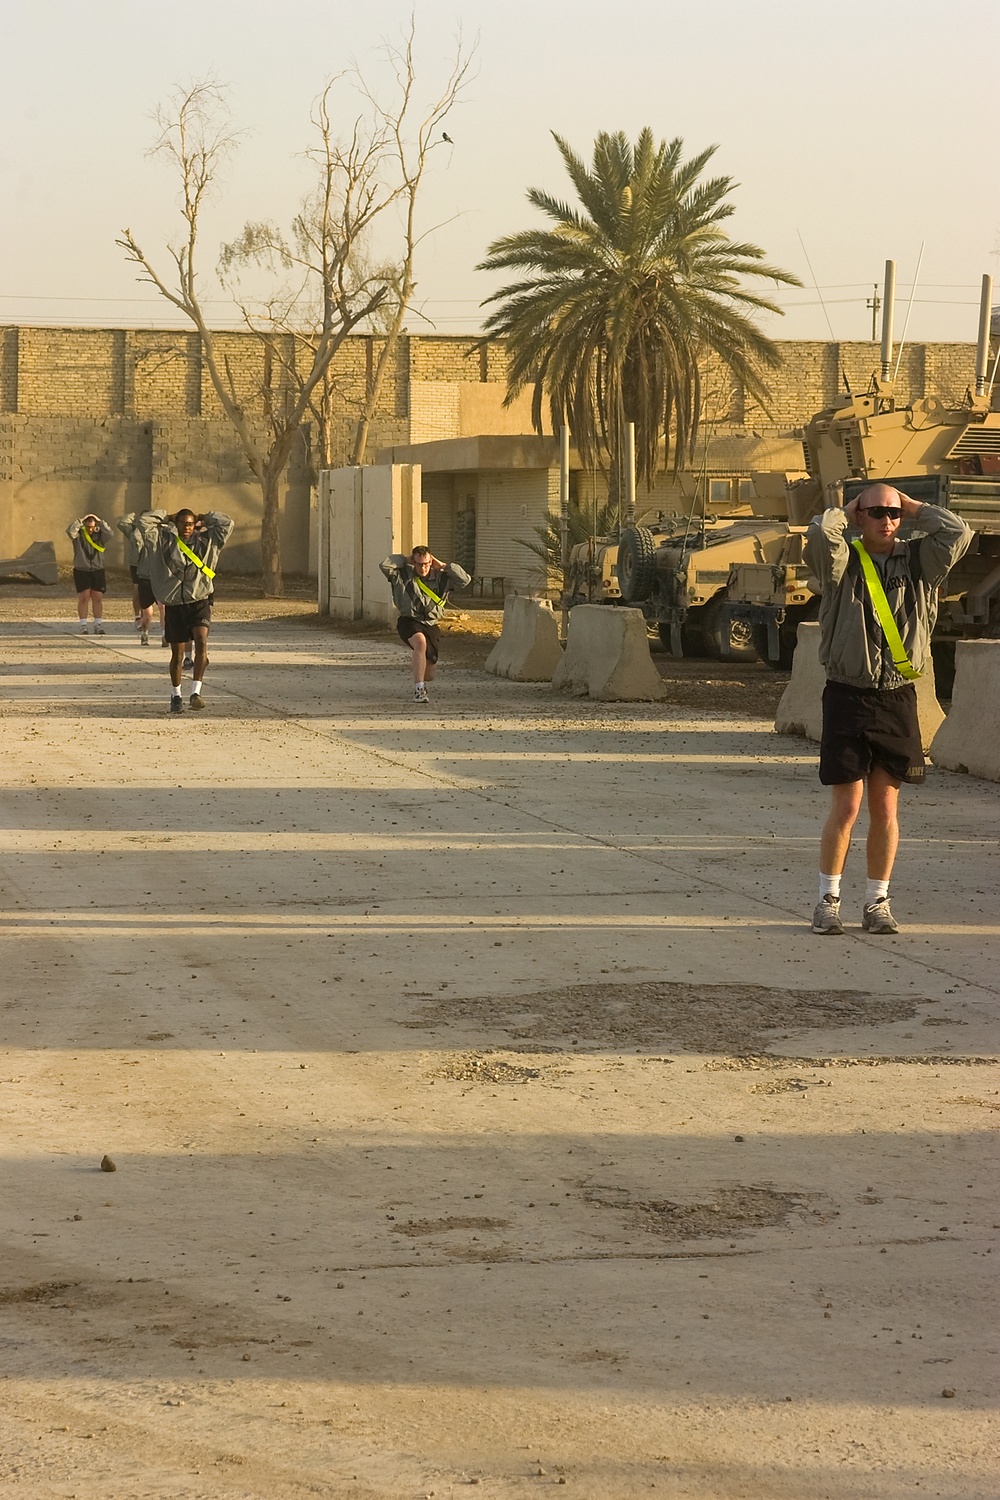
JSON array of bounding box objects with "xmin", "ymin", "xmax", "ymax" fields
[
  {"xmin": 192, "ymin": 680, "xmax": 203, "ymax": 696},
  {"xmin": 866, "ymin": 878, "xmax": 889, "ymax": 905},
  {"xmin": 819, "ymin": 873, "xmax": 841, "ymax": 901},
  {"xmin": 171, "ymin": 686, "xmax": 181, "ymax": 699}
]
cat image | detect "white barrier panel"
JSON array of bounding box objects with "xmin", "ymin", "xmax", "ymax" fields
[
  {"xmin": 930, "ymin": 640, "xmax": 1000, "ymax": 781},
  {"xmin": 776, "ymin": 621, "xmax": 944, "ymax": 751},
  {"xmin": 317, "ymin": 464, "xmax": 425, "ymax": 622},
  {"xmin": 551, "ymin": 605, "xmax": 666, "ymax": 702},
  {"xmin": 484, "ymin": 595, "xmax": 564, "ymax": 682}
]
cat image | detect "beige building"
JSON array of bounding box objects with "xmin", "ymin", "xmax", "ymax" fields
[{"xmin": 0, "ymin": 326, "xmax": 985, "ymax": 580}]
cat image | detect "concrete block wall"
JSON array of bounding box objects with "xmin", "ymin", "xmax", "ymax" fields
[{"xmin": 0, "ymin": 324, "xmax": 988, "ymax": 576}]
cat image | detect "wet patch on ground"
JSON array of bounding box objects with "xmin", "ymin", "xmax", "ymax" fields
[
  {"xmin": 0, "ymin": 1281, "xmax": 77, "ymax": 1306},
  {"xmin": 392, "ymin": 1216, "xmax": 509, "ymax": 1238},
  {"xmin": 581, "ymin": 1184, "xmax": 834, "ymax": 1241},
  {"xmin": 432, "ymin": 1051, "xmax": 548, "ymax": 1085},
  {"xmin": 407, "ymin": 980, "xmax": 918, "ymax": 1055},
  {"xmin": 706, "ymin": 1052, "xmax": 996, "ymax": 1070},
  {"xmin": 748, "ymin": 1076, "xmax": 821, "ymax": 1094}
]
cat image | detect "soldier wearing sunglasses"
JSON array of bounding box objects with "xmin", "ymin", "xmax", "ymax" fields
[{"xmin": 803, "ymin": 483, "xmax": 972, "ymax": 935}]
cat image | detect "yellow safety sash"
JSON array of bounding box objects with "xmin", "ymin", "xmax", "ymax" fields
[
  {"xmin": 414, "ymin": 575, "xmax": 444, "ymax": 608},
  {"xmin": 851, "ymin": 539, "xmax": 921, "ymax": 680},
  {"xmin": 176, "ymin": 536, "xmax": 215, "ymax": 581},
  {"xmin": 82, "ymin": 529, "xmax": 105, "ymax": 554}
]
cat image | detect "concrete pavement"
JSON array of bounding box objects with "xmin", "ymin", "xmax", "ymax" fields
[{"xmin": 1, "ymin": 613, "xmax": 997, "ymax": 1498}]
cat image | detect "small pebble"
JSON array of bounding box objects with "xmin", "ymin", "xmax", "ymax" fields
[
  {"xmin": 942, "ymin": 1387, "xmax": 956, "ymax": 1398},
  {"xmin": 734, "ymin": 1135, "xmax": 744, "ymax": 1143},
  {"xmin": 100, "ymin": 1155, "xmax": 116, "ymax": 1173}
]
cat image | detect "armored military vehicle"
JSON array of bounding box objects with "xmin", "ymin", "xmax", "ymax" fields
[
  {"xmin": 724, "ymin": 265, "xmax": 1000, "ymax": 679},
  {"xmin": 615, "ymin": 510, "xmax": 794, "ymax": 658}
]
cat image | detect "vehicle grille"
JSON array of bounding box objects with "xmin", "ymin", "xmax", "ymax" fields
[{"xmin": 945, "ymin": 424, "xmax": 1000, "ymax": 458}]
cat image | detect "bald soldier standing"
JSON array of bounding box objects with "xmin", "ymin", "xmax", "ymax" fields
[{"xmin": 803, "ymin": 483, "xmax": 972, "ymax": 936}]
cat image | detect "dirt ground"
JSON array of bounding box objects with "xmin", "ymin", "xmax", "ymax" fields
[
  {"xmin": 0, "ymin": 578, "xmax": 997, "ymax": 1499},
  {"xmin": 3, "ymin": 570, "xmax": 789, "ymax": 720}
]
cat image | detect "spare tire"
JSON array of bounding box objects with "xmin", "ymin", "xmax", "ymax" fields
[
  {"xmin": 699, "ymin": 597, "xmax": 759, "ymax": 662},
  {"xmin": 617, "ymin": 526, "xmax": 657, "ymax": 603}
]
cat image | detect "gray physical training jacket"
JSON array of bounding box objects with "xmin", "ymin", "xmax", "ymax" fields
[
  {"xmin": 803, "ymin": 503, "xmax": 973, "ymax": 690},
  {"xmin": 67, "ymin": 517, "xmax": 114, "ymax": 572},
  {"xmin": 136, "ymin": 511, "xmax": 235, "ymax": 605},
  {"xmin": 380, "ymin": 555, "xmax": 471, "ymax": 623},
  {"xmin": 117, "ymin": 513, "xmax": 143, "ymax": 571}
]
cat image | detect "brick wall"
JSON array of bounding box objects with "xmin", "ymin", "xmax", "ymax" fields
[
  {"xmin": 0, "ymin": 324, "xmax": 988, "ymax": 573},
  {"xmin": 0, "ymin": 327, "xmax": 985, "ymax": 432}
]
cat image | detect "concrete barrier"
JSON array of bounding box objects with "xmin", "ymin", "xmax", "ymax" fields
[
  {"xmin": 774, "ymin": 622, "xmax": 825, "ymax": 739},
  {"xmin": 484, "ymin": 595, "xmax": 564, "ymax": 681},
  {"xmin": 551, "ymin": 605, "xmax": 666, "ymax": 701},
  {"xmin": 0, "ymin": 540, "xmax": 58, "ymax": 586},
  {"xmin": 929, "ymin": 641, "xmax": 1000, "ymax": 781},
  {"xmin": 776, "ymin": 620, "xmax": 944, "ymax": 751}
]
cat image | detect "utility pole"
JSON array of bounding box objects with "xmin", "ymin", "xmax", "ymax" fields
[
  {"xmin": 559, "ymin": 424, "xmax": 571, "ymax": 641},
  {"xmin": 866, "ymin": 283, "xmax": 881, "ymax": 342}
]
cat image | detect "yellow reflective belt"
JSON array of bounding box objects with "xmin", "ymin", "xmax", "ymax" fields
[
  {"xmin": 176, "ymin": 536, "xmax": 216, "ymax": 581},
  {"xmin": 82, "ymin": 530, "xmax": 105, "ymax": 554},
  {"xmin": 851, "ymin": 539, "xmax": 921, "ymax": 680},
  {"xmin": 414, "ymin": 575, "xmax": 444, "ymax": 607}
]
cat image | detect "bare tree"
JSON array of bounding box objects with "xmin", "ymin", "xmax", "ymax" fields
[
  {"xmin": 346, "ymin": 30, "xmax": 472, "ymax": 465},
  {"xmin": 119, "ymin": 33, "xmax": 470, "ymax": 596},
  {"xmin": 238, "ymin": 30, "xmax": 473, "ymax": 471}
]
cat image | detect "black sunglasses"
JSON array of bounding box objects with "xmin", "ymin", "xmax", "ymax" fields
[{"xmin": 860, "ymin": 506, "xmax": 901, "ymax": 520}]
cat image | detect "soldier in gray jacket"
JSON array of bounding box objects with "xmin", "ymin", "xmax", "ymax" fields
[
  {"xmin": 118, "ymin": 512, "xmax": 155, "ymax": 645},
  {"xmin": 803, "ymin": 484, "xmax": 972, "ymax": 935},
  {"xmin": 137, "ymin": 508, "xmax": 234, "ymax": 714},
  {"xmin": 380, "ymin": 547, "xmax": 471, "ymax": 703},
  {"xmin": 67, "ymin": 514, "xmax": 114, "ymax": 634}
]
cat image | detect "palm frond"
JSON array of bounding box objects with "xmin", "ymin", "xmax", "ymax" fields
[{"xmin": 480, "ymin": 128, "xmax": 802, "ymax": 486}]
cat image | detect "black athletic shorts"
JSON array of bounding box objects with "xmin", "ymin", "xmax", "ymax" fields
[
  {"xmin": 136, "ymin": 576, "xmax": 157, "ymax": 610},
  {"xmin": 819, "ymin": 679, "xmax": 924, "ymax": 786},
  {"xmin": 164, "ymin": 600, "xmax": 212, "ymax": 643},
  {"xmin": 129, "ymin": 565, "xmax": 139, "ymax": 584},
  {"xmin": 397, "ymin": 616, "xmax": 440, "ymax": 664},
  {"xmin": 73, "ymin": 568, "xmax": 106, "ymax": 594}
]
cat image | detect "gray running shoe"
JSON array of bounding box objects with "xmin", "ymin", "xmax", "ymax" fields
[
  {"xmin": 140, "ymin": 629, "xmax": 149, "ymax": 645},
  {"xmin": 182, "ymin": 654, "xmax": 194, "ymax": 671},
  {"xmin": 93, "ymin": 622, "xmax": 106, "ymax": 635},
  {"xmin": 811, "ymin": 894, "xmax": 844, "ymax": 935},
  {"xmin": 189, "ymin": 692, "xmax": 205, "ymax": 710},
  {"xmin": 413, "ymin": 684, "xmax": 429, "ymax": 704},
  {"xmin": 78, "ymin": 622, "xmax": 88, "ymax": 634},
  {"xmin": 862, "ymin": 896, "xmax": 899, "ymax": 934}
]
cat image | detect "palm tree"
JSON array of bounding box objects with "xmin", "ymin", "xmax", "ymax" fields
[
  {"xmin": 515, "ymin": 494, "xmax": 622, "ymax": 591},
  {"xmin": 478, "ymin": 129, "xmax": 801, "ymax": 491}
]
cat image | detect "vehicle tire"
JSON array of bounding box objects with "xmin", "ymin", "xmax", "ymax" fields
[
  {"xmin": 617, "ymin": 526, "xmax": 657, "ymax": 604},
  {"xmin": 699, "ymin": 597, "xmax": 759, "ymax": 662},
  {"xmin": 753, "ymin": 601, "xmax": 819, "ymax": 671},
  {"xmin": 931, "ymin": 640, "xmax": 956, "ymax": 701}
]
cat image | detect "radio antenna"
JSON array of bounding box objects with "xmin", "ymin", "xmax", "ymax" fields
[
  {"xmin": 892, "ymin": 242, "xmax": 925, "ymax": 381},
  {"xmin": 796, "ymin": 229, "xmax": 838, "ymax": 343}
]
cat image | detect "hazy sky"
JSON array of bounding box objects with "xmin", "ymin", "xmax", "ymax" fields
[{"xmin": 2, "ymin": 0, "xmax": 998, "ymax": 345}]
